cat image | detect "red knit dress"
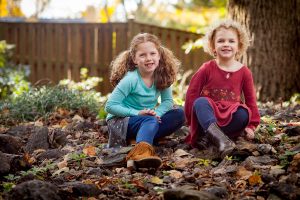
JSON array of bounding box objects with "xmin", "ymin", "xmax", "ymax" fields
[{"xmin": 184, "ymin": 60, "xmax": 260, "ymax": 147}]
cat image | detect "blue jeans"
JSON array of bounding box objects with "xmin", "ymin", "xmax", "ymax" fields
[
  {"xmin": 193, "ymin": 97, "xmax": 249, "ymax": 138},
  {"xmin": 127, "ymin": 108, "xmax": 185, "ymax": 145}
]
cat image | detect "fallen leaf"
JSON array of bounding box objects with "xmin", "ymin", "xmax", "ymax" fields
[
  {"xmin": 72, "ymin": 114, "xmax": 84, "ymax": 122},
  {"xmin": 34, "ymin": 120, "xmax": 43, "ymax": 127},
  {"xmin": 59, "ymin": 119, "xmax": 69, "ymax": 128},
  {"xmin": 174, "ymin": 158, "xmax": 190, "ymax": 169},
  {"xmin": 150, "ymin": 176, "xmax": 163, "ymax": 185},
  {"xmin": 82, "ymin": 179, "xmax": 94, "ymax": 184},
  {"xmin": 57, "ymin": 160, "xmax": 68, "ymax": 169},
  {"xmin": 57, "ymin": 108, "xmax": 70, "ymax": 116},
  {"xmin": 236, "ymin": 166, "xmax": 252, "ymax": 180},
  {"xmin": 83, "ymin": 146, "xmax": 97, "ymax": 157},
  {"xmin": 173, "ymin": 149, "xmax": 191, "ymax": 157},
  {"xmin": 248, "ymin": 174, "xmax": 262, "ymax": 186},
  {"xmin": 52, "ymin": 167, "xmax": 69, "ymax": 176},
  {"xmin": 235, "ymin": 180, "xmax": 247, "ymax": 190},
  {"xmin": 169, "ymin": 170, "xmax": 183, "ymax": 179}
]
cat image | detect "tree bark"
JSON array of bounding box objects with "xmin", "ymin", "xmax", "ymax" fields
[{"xmin": 228, "ymin": 0, "xmax": 300, "ymax": 101}]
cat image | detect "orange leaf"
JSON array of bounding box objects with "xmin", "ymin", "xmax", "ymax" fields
[
  {"xmin": 83, "ymin": 146, "xmax": 96, "ymax": 157},
  {"xmin": 59, "ymin": 119, "xmax": 69, "ymax": 128},
  {"xmin": 248, "ymin": 174, "xmax": 262, "ymax": 186}
]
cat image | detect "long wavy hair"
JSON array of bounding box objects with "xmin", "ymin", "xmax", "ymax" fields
[{"xmin": 109, "ymin": 33, "xmax": 180, "ymax": 90}]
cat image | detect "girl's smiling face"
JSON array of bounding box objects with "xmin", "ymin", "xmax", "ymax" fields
[
  {"xmin": 133, "ymin": 41, "xmax": 160, "ymax": 76},
  {"xmin": 213, "ymin": 27, "xmax": 239, "ymax": 61}
]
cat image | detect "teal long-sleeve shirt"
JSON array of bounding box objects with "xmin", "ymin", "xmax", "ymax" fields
[{"xmin": 105, "ymin": 69, "xmax": 173, "ymax": 120}]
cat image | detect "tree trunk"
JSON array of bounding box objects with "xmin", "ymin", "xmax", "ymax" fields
[{"xmin": 228, "ymin": 0, "xmax": 300, "ymax": 101}]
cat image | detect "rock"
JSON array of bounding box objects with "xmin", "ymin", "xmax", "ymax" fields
[
  {"xmin": 242, "ymin": 155, "xmax": 277, "ymax": 170},
  {"xmin": 36, "ymin": 149, "xmax": 68, "ymax": 161},
  {"xmin": 267, "ymin": 193, "xmax": 283, "ymax": 200},
  {"xmin": 163, "ymin": 189, "xmax": 219, "ymax": 200},
  {"xmin": 101, "ymin": 147, "xmax": 132, "ymax": 167},
  {"xmin": 48, "ymin": 129, "xmax": 67, "ymax": 148},
  {"xmin": 6, "ymin": 125, "xmax": 32, "ymax": 138},
  {"xmin": 0, "ymin": 134, "xmax": 23, "ymax": 154},
  {"xmin": 203, "ymin": 186, "xmax": 228, "ymax": 199},
  {"xmin": 285, "ymin": 126, "xmax": 300, "ymax": 136},
  {"xmin": 270, "ymin": 167, "xmax": 286, "ymax": 178},
  {"xmin": 24, "ymin": 127, "xmax": 49, "ymax": 153},
  {"xmin": 59, "ymin": 181, "xmax": 101, "ymax": 197},
  {"xmin": 0, "ymin": 151, "xmax": 10, "ymax": 174},
  {"xmin": 270, "ymin": 182, "xmax": 300, "ymax": 200},
  {"xmin": 9, "ymin": 180, "xmax": 61, "ymax": 200},
  {"xmin": 257, "ymin": 144, "xmax": 277, "ymax": 154}
]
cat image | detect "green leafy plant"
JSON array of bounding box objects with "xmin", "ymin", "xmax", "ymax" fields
[
  {"xmin": 1, "ymin": 86, "xmax": 102, "ymax": 123},
  {"xmin": 172, "ymin": 70, "xmax": 193, "ymax": 106},
  {"xmin": 59, "ymin": 68, "xmax": 103, "ymax": 91},
  {"xmin": 0, "ymin": 40, "xmax": 30, "ymax": 99},
  {"xmin": 196, "ymin": 158, "xmax": 211, "ymax": 167},
  {"xmin": 2, "ymin": 182, "xmax": 15, "ymax": 193},
  {"xmin": 279, "ymin": 150, "xmax": 298, "ymax": 168}
]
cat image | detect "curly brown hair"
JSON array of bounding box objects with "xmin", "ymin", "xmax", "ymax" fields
[
  {"xmin": 203, "ymin": 19, "xmax": 250, "ymax": 60},
  {"xmin": 110, "ymin": 33, "xmax": 180, "ymax": 90}
]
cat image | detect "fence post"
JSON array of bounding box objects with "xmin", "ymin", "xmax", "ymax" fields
[{"xmin": 127, "ymin": 18, "xmax": 135, "ymax": 41}]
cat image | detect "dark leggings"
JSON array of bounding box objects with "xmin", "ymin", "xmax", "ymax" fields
[{"xmin": 193, "ymin": 97, "xmax": 249, "ymax": 138}]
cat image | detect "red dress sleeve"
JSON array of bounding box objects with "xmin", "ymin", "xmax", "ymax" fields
[
  {"xmin": 184, "ymin": 64, "xmax": 207, "ymax": 126},
  {"xmin": 242, "ymin": 68, "xmax": 260, "ymax": 130}
]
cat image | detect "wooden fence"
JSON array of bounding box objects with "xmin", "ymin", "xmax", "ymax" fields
[{"xmin": 0, "ymin": 19, "xmax": 209, "ymax": 94}]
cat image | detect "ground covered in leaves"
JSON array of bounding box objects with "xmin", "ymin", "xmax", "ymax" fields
[{"xmin": 0, "ymin": 102, "xmax": 299, "ymax": 200}]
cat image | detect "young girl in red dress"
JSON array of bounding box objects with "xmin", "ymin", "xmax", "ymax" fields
[{"xmin": 184, "ymin": 19, "xmax": 260, "ymax": 158}]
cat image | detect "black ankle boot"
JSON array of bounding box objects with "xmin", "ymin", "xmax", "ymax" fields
[
  {"xmin": 206, "ymin": 123, "xmax": 236, "ymax": 158},
  {"xmin": 196, "ymin": 133, "xmax": 210, "ymax": 150}
]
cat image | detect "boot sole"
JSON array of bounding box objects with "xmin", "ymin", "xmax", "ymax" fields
[{"xmin": 127, "ymin": 157, "xmax": 162, "ymax": 169}]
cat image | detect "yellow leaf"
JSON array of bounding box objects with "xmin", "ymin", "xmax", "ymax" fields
[
  {"xmin": 150, "ymin": 176, "xmax": 163, "ymax": 185},
  {"xmin": 59, "ymin": 119, "xmax": 69, "ymax": 128},
  {"xmin": 83, "ymin": 146, "xmax": 96, "ymax": 157}
]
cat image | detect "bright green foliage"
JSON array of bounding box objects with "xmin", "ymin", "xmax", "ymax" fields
[
  {"xmin": 0, "ymin": 40, "xmax": 30, "ymax": 99},
  {"xmin": 59, "ymin": 68, "xmax": 103, "ymax": 91}
]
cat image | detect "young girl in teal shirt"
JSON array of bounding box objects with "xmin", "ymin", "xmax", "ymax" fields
[{"xmin": 105, "ymin": 33, "xmax": 185, "ymax": 169}]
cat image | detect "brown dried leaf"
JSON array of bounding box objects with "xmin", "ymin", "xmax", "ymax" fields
[
  {"xmin": 83, "ymin": 146, "xmax": 97, "ymax": 157},
  {"xmin": 169, "ymin": 170, "xmax": 183, "ymax": 179},
  {"xmin": 235, "ymin": 180, "xmax": 247, "ymax": 190},
  {"xmin": 236, "ymin": 166, "xmax": 252, "ymax": 180},
  {"xmin": 59, "ymin": 119, "xmax": 69, "ymax": 128}
]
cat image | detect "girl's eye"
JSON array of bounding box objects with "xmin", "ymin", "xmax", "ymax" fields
[
  {"xmin": 229, "ymin": 40, "xmax": 236, "ymax": 43},
  {"xmin": 151, "ymin": 52, "xmax": 157, "ymax": 55}
]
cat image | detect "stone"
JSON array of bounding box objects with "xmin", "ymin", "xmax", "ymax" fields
[
  {"xmin": 59, "ymin": 181, "xmax": 101, "ymax": 197},
  {"xmin": 24, "ymin": 127, "xmax": 49, "ymax": 153},
  {"xmin": 6, "ymin": 125, "xmax": 32, "ymax": 138},
  {"xmin": 9, "ymin": 180, "xmax": 61, "ymax": 200},
  {"xmin": 0, "ymin": 151, "xmax": 10, "ymax": 174},
  {"xmin": 163, "ymin": 189, "xmax": 219, "ymax": 200},
  {"xmin": 36, "ymin": 149, "xmax": 68, "ymax": 161},
  {"xmin": 203, "ymin": 186, "xmax": 228, "ymax": 199},
  {"xmin": 0, "ymin": 134, "xmax": 23, "ymax": 154}
]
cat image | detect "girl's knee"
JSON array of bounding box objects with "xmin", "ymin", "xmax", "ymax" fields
[
  {"xmin": 193, "ymin": 97, "xmax": 209, "ymax": 108},
  {"xmin": 173, "ymin": 108, "xmax": 185, "ymax": 125},
  {"xmin": 142, "ymin": 116, "xmax": 159, "ymax": 126},
  {"xmin": 235, "ymin": 108, "xmax": 249, "ymax": 126}
]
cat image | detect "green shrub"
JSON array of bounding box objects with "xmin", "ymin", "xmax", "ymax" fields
[
  {"xmin": 0, "ymin": 40, "xmax": 30, "ymax": 99},
  {"xmin": 0, "ymin": 86, "xmax": 102, "ymax": 123}
]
